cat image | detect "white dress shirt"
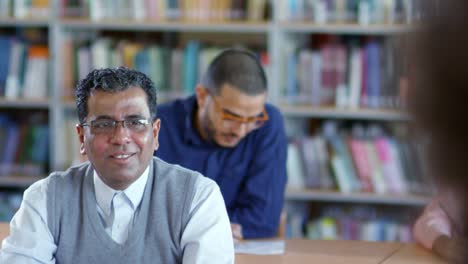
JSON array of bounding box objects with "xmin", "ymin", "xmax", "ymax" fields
[{"xmin": 0, "ymin": 165, "xmax": 234, "ymax": 263}]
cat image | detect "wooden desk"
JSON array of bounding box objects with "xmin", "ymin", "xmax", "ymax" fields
[
  {"xmin": 0, "ymin": 222, "xmax": 8, "ymax": 242},
  {"xmin": 0, "ymin": 222, "xmax": 447, "ymax": 263},
  {"xmin": 235, "ymin": 239, "xmax": 448, "ymax": 264},
  {"xmin": 381, "ymin": 244, "xmax": 447, "ymax": 264},
  {"xmin": 235, "ymin": 239, "xmax": 401, "ymax": 264}
]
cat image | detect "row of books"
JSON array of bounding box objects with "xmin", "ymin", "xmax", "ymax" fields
[
  {"xmin": 287, "ymin": 121, "xmax": 432, "ymax": 195},
  {"xmin": 280, "ymin": 0, "xmax": 421, "ymax": 24},
  {"xmin": 62, "ymin": 37, "xmax": 269, "ymax": 101},
  {"xmin": 0, "ymin": 192, "xmax": 22, "ymax": 222},
  {"xmin": 282, "ymin": 35, "xmax": 408, "ymax": 109},
  {"xmin": 0, "ymin": 35, "xmax": 49, "ymax": 100},
  {"xmin": 0, "ymin": 0, "xmax": 49, "ymax": 19},
  {"xmin": 57, "ymin": 116, "xmax": 82, "ymax": 171},
  {"xmin": 286, "ymin": 203, "xmax": 415, "ymax": 242},
  {"xmin": 62, "ymin": 0, "xmax": 269, "ymax": 22},
  {"xmin": 0, "ymin": 113, "xmax": 49, "ymax": 177}
]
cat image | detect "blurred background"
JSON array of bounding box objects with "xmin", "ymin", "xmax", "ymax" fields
[{"xmin": 0, "ymin": 0, "xmax": 433, "ymax": 242}]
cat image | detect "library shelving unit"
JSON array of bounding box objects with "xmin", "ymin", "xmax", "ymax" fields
[
  {"xmin": 274, "ymin": 2, "xmax": 427, "ymax": 241},
  {"xmin": 279, "ymin": 104, "xmax": 411, "ymax": 121},
  {"xmin": 0, "ymin": 0, "xmax": 430, "ymax": 240},
  {"xmin": 0, "ymin": 16, "xmax": 51, "ymax": 190},
  {"xmin": 285, "ymin": 189, "xmax": 430, "ymax": 206},
  {"xmin": 59, "ymin": 18, "xmax": 271, "ymax": 33},
  {"xmin": 0, "ymin": 98, "xmax": 50, "ymax": 109},
  {"xmin": 278, "ymin": 22, "xmax": 412, "ymax": 34}
]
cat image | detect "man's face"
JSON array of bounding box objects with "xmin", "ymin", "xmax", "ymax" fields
[
  {"xmin": 198, "ymin": 84, "xmax": 267, "ymax": 147},
  {"xmin": 76, "ymin": 86, "xmax": 160, "ymax": 190}
]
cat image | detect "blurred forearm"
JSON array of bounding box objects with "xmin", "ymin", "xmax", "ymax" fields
[{"xmin": 433, "ymin": 235, "xmax": 468, "ymax": 263}]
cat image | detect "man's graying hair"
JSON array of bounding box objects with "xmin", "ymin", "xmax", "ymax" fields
[
  {"xmin": 201, "ymin": 49, "xmax": 267, "ymax": 96},
  {"xmin": 75, "ymin": 67, "xmax": 157, "ymax": 124}
]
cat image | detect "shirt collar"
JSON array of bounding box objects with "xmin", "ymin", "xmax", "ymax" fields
[
  {"xmin": 94, "ymin": 165, "xmax": 150, "ymax": 217},
  {"xmin": 182, "ymin": 95, "xmax": 206, "ymax": 146}
]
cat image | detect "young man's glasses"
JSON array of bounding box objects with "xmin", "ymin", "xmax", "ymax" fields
[
  {"xmin": 211, "ymin": 96, "xmax": 269, "ymax": 130},
  {"xmin": 81, "ymin": 117, "xmax": 152, "ymax": 134}
]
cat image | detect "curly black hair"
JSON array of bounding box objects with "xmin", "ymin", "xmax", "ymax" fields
[{"xmin": 75, "ymin": 67, "xmax": 157, "ymax": 123}]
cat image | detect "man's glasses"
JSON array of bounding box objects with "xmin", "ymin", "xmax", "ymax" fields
[
  {"xmin": 211, "ymin": 96, "xmax": 269, "ymax": 130},
  {"xmin": 81, "ymin": 117, "xmax": 152, "ymax": 134}
]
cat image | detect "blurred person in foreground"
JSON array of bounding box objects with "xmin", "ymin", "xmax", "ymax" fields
[
  {"xmin": 0, "ymin": 67, "xmax": 234, "ymax": 263},
  {"xmin": 410, "ymin": 1, "xmax": 468, "ymax": 263}
]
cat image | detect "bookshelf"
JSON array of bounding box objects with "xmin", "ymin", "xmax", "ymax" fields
[
  {"xmin": 280, "ymin": 105, "xmax": 411, "ymax": 121},
  {"xmin": 0, "ymin": 176, "xmax": 42, "ymax": 189},
  {"xmin": 0, "ymin": 18, "xmax": 49, "ymax": 27},
  {"xmin": 279, "ymin": 22, "xmax": 413, "ymax": 35},
  {"xmin": 60, "ymin": 18, "xmax": 272, "ymax": 33},
  {"xmin": 0, "ymin": 0, "xmax": 431, "ymax": 241},
  {"xmin": 0, "ymin": 98, "xmax": 50, "ymax": 109},
  {"xmin": 285, "ymin": 189, "xmax": 430, "ymax": 206}
]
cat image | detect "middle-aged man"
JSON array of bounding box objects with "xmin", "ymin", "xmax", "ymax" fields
[
  {"xmin": 0, "ymin": 67, "xmax": 234, "ymax": 263},
  {"xmin": 156, "ymin": 49, "xmax": 288, "ymax": 239}
]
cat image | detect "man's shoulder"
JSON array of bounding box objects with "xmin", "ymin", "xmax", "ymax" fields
[
  {"xmin": 152, "ymin": 157, "xmax": 216, "ymax": 194},
  {"xmin": 157, "ymin": 96, "xmax": 194, "ymax": 117},
  {"xmin": 45, "ymin": 162, "xmax": 91, "ymax": 186},
  {"xmin": 152, "ymin": 157, "xmax": 204, "ymax": 180},
  {"xmin": 22, "ymin": 162, "xmax": 91, "ymax": 203},
  {"xmin": 157, "ymin": 99, "xmax": 179, "ymax": 112},
  {"xmin": 265, "ymin": 103, "xmax": 283, "ymax": 122}
]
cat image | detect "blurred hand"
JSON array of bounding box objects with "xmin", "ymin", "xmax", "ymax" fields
[
  {"xmin": 413, "ymin": 199, "xmax": 452, "ymax": 250},
  {"xmin": 231, "ymin": 223, "xmax": 243, "ymax": 242}
]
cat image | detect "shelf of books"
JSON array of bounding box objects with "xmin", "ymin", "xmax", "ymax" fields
[
  {"xmin": 285, "ymin": 189, "xmax": 430, "ymax": 206},
  {"xmin": 0, "ymin": 176, "xmax": 43, "ymax": 189},
  {"xmin": 287, "ymin": 121, "xmax": 433, "ymax": 192},
  {"xmin": 284, "ymin": 118, "xmax": 432, "ymax": 240},
  {"xmin": 0, "ymin": 0, "xmax": 50, "ymax": 23},
  {"xmin": 59, "ymin": 0, "xmax": 271, "ymax": 29},
  {"xmin": 279, "ymin": 23, "xmax": 412, "ymax": 35},
  {"xmin": 0, "ymin": 110, "xmax": 50, "ymax": 178},
  {"xmin": 279, "ymin": 32, "xmax": 410, "ymax": 112},
  {"xmin": 0, "ymin": 18, "xmax": 49, "ymax": 27},
  {"xmin": 58, "ymin": 33, "xmax": 269, "ymax": 113},
  {"xmin": 0, "ymin": 98, "xmax": 50, "ymax": 109},
  {"xmin": 278, "ymin": 0, "xmax": 429, "ymax": 241},
  {"xmin": 0, "ymin": 7, "xmax": 50, "ymax": 227},
  {"xmin": 59, "ymin": 18, "xmax": 271, "ymax": 33},
  {"xmin": 0, "ymin": 0, "xmax": 51, "ymax": 199},
  {"xmin": 285, "ymin": 201, "xmax": 419, "ymax": 241},
  {"xmin": 280, "ymin": 105, "xmax": 410, "ymax": 121}
]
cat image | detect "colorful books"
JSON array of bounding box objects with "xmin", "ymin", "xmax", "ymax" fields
[
  {"xmin": 67, "ymin": 0, "xmax": 269, "ymax": 21},
  {"xmin": 63, "ymin": 36, "xmax": 266, "ymax": 101},
  {"xmin": 286, "ymin": 121, "xmax": 432, "ymax": 195},
  {"xmin": 0, "ymin": 114, "xmax": 49, "ymax": 177},
  {"xmin": 0, "ymin": 29, "xmax": 50, "ymax": 100},
  {"xmin": 281, "ymin": 0, "xmax": 420, "ymax": 24},
  {"xmin": 300, "ymin": 205, "xmax": 415, "ymax": 242},
  {"xmin": 282, "ymin": 36, "xmax": 408, "ymax": 110}
]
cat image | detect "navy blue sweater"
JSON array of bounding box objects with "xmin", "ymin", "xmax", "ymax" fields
[{"xmin": 155, "ymin": 96, "xmax": 287, "ymax": 238}]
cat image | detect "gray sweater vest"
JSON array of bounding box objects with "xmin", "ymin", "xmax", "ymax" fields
[{"xmin": 46, "ymin": 157, "xmax": 198, "ymax": 264}]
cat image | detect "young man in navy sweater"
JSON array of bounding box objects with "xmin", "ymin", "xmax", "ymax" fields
[{"xmin": 155, "ymin": 49, "xmax": 287, "ymax": 239}]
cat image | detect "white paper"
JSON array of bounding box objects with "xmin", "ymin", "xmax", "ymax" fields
[{"xmin": 234, "ymin": 240, "xmax": 286, "ymax": 255}]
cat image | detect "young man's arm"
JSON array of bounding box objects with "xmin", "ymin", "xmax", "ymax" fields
[
  {"xmin": 0, "ymin": 179, "xmax": 57, "ymax": 263},
  {"xmin": 228, "ymin": 106, "xmax": 288, "ymax": 238},
  {"xmin": 413, "ymin": 196, "xmax": 467, "ymax": 262},
  {"xmin": 433, "ymin": 235, "xmax": 468, "ymax": 263}
]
